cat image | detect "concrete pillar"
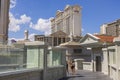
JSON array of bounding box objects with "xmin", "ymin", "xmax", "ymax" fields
[
  {"xmin": 87, "ymin": 48, "xmax": 94, "ymax": 72},
  {"xmin": 115, "ymin": 45, "xmax": 119, "ymax": 80},
  {"xmin": 91, "ymin": 50, "xmax": 95, "ymax": 72},
  {"xmin": 0, "ymin": 0, "xmax": 10, "ymax": 44},
  {"xmin": 43, "ymin": 46, "xmax": 48, "ymax": 80},
  {"xmin": 102, "ymin": 48, "xmax": 109, "ymax": 75}
]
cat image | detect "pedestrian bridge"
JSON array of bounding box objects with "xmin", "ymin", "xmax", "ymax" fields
[{"xmin": 0, "ymin": 41, "xmax": 66, "ymax": 80}]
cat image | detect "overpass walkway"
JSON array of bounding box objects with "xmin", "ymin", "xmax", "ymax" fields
[{"xmin": 59, "ymin": 70, "xmax": 113, "ymax": 80}]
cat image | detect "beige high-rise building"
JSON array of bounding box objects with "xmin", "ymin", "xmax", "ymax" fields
[
  {"xmin": 51, "ymin": 5, "xmax": 82, "ymax": 36},
  {"xmin": 100, "ymin": 24, "xmax": 107, "ymax": 35},
  {"xmin": 100, "ymin": 19, "xmax": 120, "ymax": 36},
  {"xmin": 106, "ymin": 19, "xmax": 120, "ymax": 36},
  {"xmin": 0, "ymin": 0, "xmax": 10, "ymax": 44}
]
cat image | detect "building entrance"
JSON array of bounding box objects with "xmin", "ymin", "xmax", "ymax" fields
[{"xmin": 96, "ymin": 56, "xmax": 101, "ymax": 71}]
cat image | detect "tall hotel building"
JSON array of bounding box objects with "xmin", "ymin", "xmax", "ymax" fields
[
  {"xmin": 0, "ymin": 0, "xmax": 10, "ymax": 44},
  {"xmin": 100, "ymin": 19, "xmax": 120, "ymax": 36},
  {"xmin": 51, "ymin": 5, "xmax": 82, "ymax": 36},
  {"xmin": 35, "ymin": 5, "xmax": 82, "ymax": 46}
]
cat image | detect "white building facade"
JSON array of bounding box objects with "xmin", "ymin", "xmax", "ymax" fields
[
  {"xmin": 51, "ymin": 5, "xmax": 82, "ymax": 36},
  {"xmin": 80, "ymin": 33, "xmax": 120, "ymax": 80}
]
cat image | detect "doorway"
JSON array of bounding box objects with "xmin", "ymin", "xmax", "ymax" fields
[{"xmin": 96, "ymin": 56, "xmax": 101, "ymax": 71}]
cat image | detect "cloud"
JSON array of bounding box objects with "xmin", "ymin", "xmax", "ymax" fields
[
  {"xmin": 9, "ymin": 12, "xmax": 31, "ymax": 32},
  {"xmin": 8, "ymin": 33, "xmax": 36, "ymax": 44},
  {"xmin": 30, "ymin": 18, "xmax": 52, "ymax": 35},
  {"xmin": 10, "ymin": 0, "xmax": 17, "ymax": 8},
  {"xmin": 28, "ymin": 33, "xmax": 36, "ymax": 41}
]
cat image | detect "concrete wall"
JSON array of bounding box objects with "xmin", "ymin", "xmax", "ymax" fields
[
  {"xmin": 46, "ymin": 66, "xmax": 66, "ymax": 80},
  {"xmin": 0, "ymin": 66, "xmax": 66, "ymax": 80},
  {"xmin": 82, "ymin": 62, "xmax": 92, "ymax": 71},
  {"xmin": 0, "ymin": 69, "xmax": 43, "ymax": 80},
  {"xmin": 102, "ymin": 48, "xmax": 108, "ymax": 75},
  {"xmin": 118, "ymin": 70, "xmax": 120, "ymax": 80},
  {"xmin": 74, "ymin": 59, "xmax": 84, "ymax": 70},
  {"xmin": 102, "ymin": 45, "xmax": 120, "ymax": 80},
  {"xmin": 110, "ymin": 66, "xmax": 117, "ymax": 80}
]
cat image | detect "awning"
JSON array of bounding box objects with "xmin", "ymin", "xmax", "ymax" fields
[{"xmin": 60, "ymin": 41, "xmax": 81, "ymax": 47}]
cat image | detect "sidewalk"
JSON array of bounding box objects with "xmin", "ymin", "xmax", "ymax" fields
[{"xmin": 59, "ymin": 70, "xmax": 113, "ymax": 80}]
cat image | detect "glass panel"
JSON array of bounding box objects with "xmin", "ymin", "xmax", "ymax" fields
[
  {"xmin": 26, "ymin": 47, "xmax": 39, "ymax": 68},
  {"xmin": 47, "ymin": 50, "xmax": 62, "ymax": 67},
  {"xmin": 0, "ymin": 44, "xmax": 45, "ymax": 72},
  {"xmin": 0, "ymin": 47, "xmax": 24, "ymax": 72},
  {"xmin": 53, "ymin": 50, "xmax": 61, "ymax": 66},
  {"xmin": 47, "ymin": 51, "xmax": 53, "ymax": 67},
  {"xmin": 39, "ymin": 49, "xmax": 44, "ymax": 69}
]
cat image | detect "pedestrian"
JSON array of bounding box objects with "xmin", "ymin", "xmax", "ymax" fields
[
  {"xmin": 66, "ymin": 61, "xmax": 69, "ymax": 74},
  {"xmin": 71, "ymin": 60, "xmax": 75, "ymax": 75}
]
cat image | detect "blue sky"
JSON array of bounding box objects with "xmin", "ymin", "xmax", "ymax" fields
[{"xmin": 9, "ymin": 0, "xmax": 120, "ymax": 41}]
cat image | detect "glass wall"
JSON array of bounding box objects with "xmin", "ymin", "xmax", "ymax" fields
[
  {"xmin": 52, "ymin": 50, "xmax": 62, "ymax": 66},
  {"xmin": 39, "ymin": 49, "xmax": 44, "ymax": 69},
  {"xmin": 27, "ymin": 47, "xmax": 39, "ymax": 68},
  {"xmin": 47, "ymin": 49, "xmax": 63, "ymax": 67},
  {"xmin": 26, "ymin": 46, "xmax": 44, "ymax": 69},
  {"xmin": 0, "ymin": 46, "xmax": 25, "ymax": 72},
  {"xmin": 0, "ymin": 44, "xmax": 65, "ymax": 73},
  {"xmin": 0, "ymin": 44, "xmax": 45, "ymax": 72}
]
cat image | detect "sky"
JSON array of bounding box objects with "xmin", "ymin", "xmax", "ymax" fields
[{"xmin": 9, "ymin": 0, "xmax": 120, "ymax": 41}]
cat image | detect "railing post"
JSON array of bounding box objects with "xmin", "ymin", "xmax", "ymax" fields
[{"xmin": 43, "ymin": 46, "xmax": 48, "ymax": 80}]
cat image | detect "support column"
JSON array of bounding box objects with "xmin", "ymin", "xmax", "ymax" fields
[
  {"xmin": 102, "ymin": 48, "xmax": 109, "ymax": 75},
  {"xmin": 43, "ymin": 46, "xmax": 48, "ymax": 80},
  {"xmin": 115, "ymin": 45, "xmax": 119, "ymax": 80},
  {"xmin": 91, "ymin": 48, "xmax": 94, "ymax": 72}
]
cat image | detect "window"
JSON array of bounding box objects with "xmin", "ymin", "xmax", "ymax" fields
[
  {"xmin": 73, "ymin": 49, "xmax": 82, "ymax": 53},
  {"xmin": 53, "ymin": 37, "xmax": 57, "ymax": 46},
  {"xmin": 58, "ymin": 38, "xmax": 61, "ymax": 45}
]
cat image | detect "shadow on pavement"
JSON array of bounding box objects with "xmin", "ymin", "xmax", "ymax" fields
[{"xmin": 59, "ymin": 75, "xmax": 84, "ymax": 80}]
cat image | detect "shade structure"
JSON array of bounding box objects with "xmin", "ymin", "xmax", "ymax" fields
[{"xmin": 60, "ymin": 41, "xmax": 81, "ymax": 47}]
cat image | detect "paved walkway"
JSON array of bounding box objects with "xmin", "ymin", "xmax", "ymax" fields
[{"xmin": 59, "ymin": 70, "xmax": 113, "ymax": 80}]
